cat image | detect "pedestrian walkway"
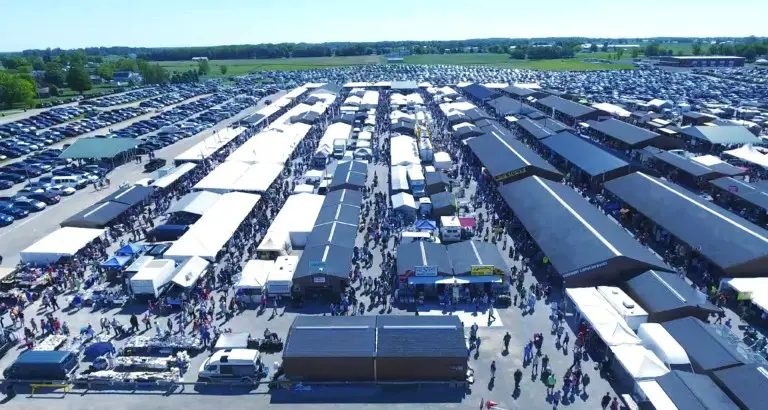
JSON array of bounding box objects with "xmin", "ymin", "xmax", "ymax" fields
[{"xmin": 418, "ymin": 308, "xmax": 504, "ymax": 328}]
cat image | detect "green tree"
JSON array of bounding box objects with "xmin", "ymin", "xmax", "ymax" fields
[
  {"xmin": 27, "ymin": 56, "xmax": 45, "ymax": 71},
  {"xmin": 116, "ymin": 58, "xmax": 138, "ymax": 72},
  {"xmin": 0, "ymin": 72, "xmax": 36, "ymax": 108},
  {"xmin": 14, "ymin": 65, "xmax": 33, "ymax": 74},
  {"xmin": 589, "ymin": 43, "xmax": 598, "ymax": 53},
  {"xmin": 692, "ymin": 43, "xmax": 702, "ymax": 56},
  {"xmin": 43, "ymin": 62, "xmax": 66, "ymax": 87},
  {"xmin": 66, "ymin": 64, "xmax": 92, "ymax": 93},
  {"xmin": 644, "ymin": 43, "xmax": 662, "ymax": 57},
  {"xmin": 631, "ymin": 48, "xmax": 640, "ymax": 58},
  {"xmin": 219, "ymin": 65, "xmax": 228, "ymax": 75},
  {"xmin": 601, "ymin": 42, "xmax": 608, "ymax": 52},
  {"xmin": 97, "ymin": 62, "xmax": 115, "ymax": 80},
  {"xmin": 49, "ymin": 85, "xmax": 59, "ymax": 96},
  {"xmin": 616, "ymin": 48, "xmax": 625, "ymax": 60},
  {"xmin": 198, "ymin": 60, "xmax": 210, "ymax": 75}
]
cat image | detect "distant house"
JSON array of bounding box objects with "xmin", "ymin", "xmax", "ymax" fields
[
  {"xmin": 31, "ymin": 70, "xmax": 46, "ymax": 80},
  {"xmin": 90, "ymin": 75, "xmax": 104, "ymax": 85},
  {"xmin": 191, "ymin": 57, "xmax": 209, "ymax": 61},
  {"xmin": 36, "ymin": 87, "xmax": 51, "ymax": 98},
  {"xmin": 112, "ymin": 71, "xmax": 143, "ymax": 84}
]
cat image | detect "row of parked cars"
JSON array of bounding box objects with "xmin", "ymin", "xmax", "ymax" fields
[
  {"xmin": 80, "ymin": 87, "xmax": 163, "ymax": 108},
  {"xmin": 0, "ymin": 106, "xmax": 95, "ymax": 139}
]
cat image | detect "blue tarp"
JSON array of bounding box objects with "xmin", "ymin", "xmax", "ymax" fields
[
  {"xmin": 415, "ymin": 220, "xmax": 436, "ymax": 231},
  {"xmin": 100, "ymin": 255, "xmax": 131, "ymax": 269},
  {"xmin": 116, "ymin": 243, "xmax": 144, "ymax": 256}
]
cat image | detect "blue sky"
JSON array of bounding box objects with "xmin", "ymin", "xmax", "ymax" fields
[{"xmin": 1, "ymin": 0, "xmax": 766, "ymax": 51}]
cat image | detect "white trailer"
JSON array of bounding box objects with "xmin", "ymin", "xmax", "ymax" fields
[{"xmin": 130, "ymin": 259, "xmax": 177, "ymax": 298}]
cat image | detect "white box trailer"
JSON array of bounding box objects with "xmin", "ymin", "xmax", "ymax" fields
[
  {"xmin": 266, "ymin": 256, "xmax": 297, "ymax": 296},
  {"xmin": 130, "ymin": 259, "xmax": 177, "ymax": 298}
]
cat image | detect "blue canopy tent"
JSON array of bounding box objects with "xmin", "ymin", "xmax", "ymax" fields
[
  {"xmin": 116, "ymin": 243, "xmax": 144, "ymax": 256},
  {"xmin": 415, "ymin": 220, "xmax": 437, "ymax": 231},
  {"xmin": 100, "ymin": 255, "xmax": 132, "ymax": 269}
]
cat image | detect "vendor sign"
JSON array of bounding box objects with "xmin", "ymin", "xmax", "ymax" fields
[
  {"xmin": 414, "ymin": 266, "xmax": 437, "ymax": 276},
  {"xmin": 471, "ymin": 265, "xmax": 495, "ymax": 276}
]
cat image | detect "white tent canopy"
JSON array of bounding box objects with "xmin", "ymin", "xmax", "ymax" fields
[
  {"xmin": 434, "ymin": 152, "xmax": 452, "ymax": 170},
  {"xmin": 175, "ymin": 127, "xmax": 245, "ymax": 163},
  {"xmin": 20, "ymin": 227, "xmax": 104, "ymax": 264},
  {"xmin": 611, "ymin": 344, "xmax": 670, "ymax": 380},
  {"xmin": 152, "ymin": 163, "xmax": 197, "ymax": 189},
  {"xmin": 391, "ymin": 135, "xmax": 420, "ymax": 166},
  {"xmin": 264, "ymin": 193, "xmax": 325, "ymax": 248},
  {"xmin": 167, "ymin": 191, "xmax": 221, "ymax": 216},
  {"xmin": 316, "ymin": 123, "xmax": 352, "ymax": 158},
  {"xmin": 164, "ymin": 192, "xmax": 260, "ymax": 261},
  {"xmin": 392, "ymin": 192, "xmax": 417, "ymax": 214},
  {"xmin": 171, "ymin": 256, "xmax": 210, "ymax": 288},
  {"xmin": 194, "ymin": 161, "xmax": 284, "ymax": 194},
  {"xmin": 567, "ymin": 288, "xmax": 641, "ymax": 346},
  {"xmin": 723, "ymin": 145, "xmax": 768, "ymax": 169},
  {"xmin": 720, "ymin": 277, "xmax": 768, "ymax": 313},
  {"xmin": 636, "ymin": 381, "xmax": 680, "ymax": 410},
  {"xmin": 236, "ymin": 260, "xmax": 273, "ymax": 290}
]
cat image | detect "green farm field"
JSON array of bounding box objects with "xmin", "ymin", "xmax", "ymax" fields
[
  {"xmin": 403, "ymin": 53, "xmax": 635, "ymax": 71},
  {"xmin": 158, "ymin": 55, "xmax": 382, "ymax": 75}
]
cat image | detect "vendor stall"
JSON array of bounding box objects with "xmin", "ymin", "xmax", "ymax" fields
[
  {"xmin": 20, "ymin": 227, "xmax": 105, "ymax": 265},
  {"xmin": 165, "ymin": 256, "xmax": 210, "ymax": 305},
  {"xmin": 235, "ymin": 260, "xmax": 273, "ymax": 304},
  {"xmin": 267, "ymin": 256, "xmax": 297, "ymax": 296}
]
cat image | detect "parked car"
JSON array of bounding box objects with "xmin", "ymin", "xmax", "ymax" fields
[
  {"xmin": 144, "ymin": 158, "xmax": 167, "ymax": 172},
  {"xmin": 0, "ymin": 213, "xmax": 14, "ymax": 226}
]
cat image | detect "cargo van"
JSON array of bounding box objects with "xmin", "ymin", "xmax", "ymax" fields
[
  {"xmin": 52, "ymin": 175, "xmax": 86, "ymax": 189},
  {"xmin": 197, "ymin": 349, "xmax": 265, "ymax": 384},
  {"xmin": 3, "ymin": 350, "xmax": 79, "ymax": 381}
]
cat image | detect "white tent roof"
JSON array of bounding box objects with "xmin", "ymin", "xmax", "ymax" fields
[
  {"xmin": 391, "ymin": 166, "xmax": 409, "ymax": 191},
  {"xmin": 434, "ymin": 152, "xmax": 452, "ymax": 167},
  {"xmin": 171, "ymin": 256, "xmax": 210, "ymax": 288},
  {"xmin": 361, "ymin": 91, "xmax": 379, "ymax": 107},
  {"xmin": 344, "ymin": 96, "xmax": 363, "ymax": 106},
  {"xmin": 256, "ymin": 230, "xmax": 291, "ymax": 253},
  {"xmin": 723, "ymin": 145, "xmax": 768, "ymax": 169},
  {"xmin": 131, "ymin": 259, "xmax": 175, "ymax": 281},
  {"xmin": 592, "ymin": 102, "xmax": 631, "ymax": 118},
  {"xmin": 266, "ymin": 193, "xmax": 324, "ymax": 237},
  {"xmin": 358, "ymin": 131, "xmax": 372, "ymax": 141},
  {"xmin": 20, "ymin": 227, "xmax": 104, "ymax": 264},
  {"xmin": 194, "ymin": 161, "xmax": 284, "ymax": 194},
  {"xmin": 284, "ymin": 86, "xmax": 308, "ymax": 100},
  {"xmin": 581, "ymin": 304, "xmax": 642, "ymax": 346},
  {"xmin": 611, "ymin": 344, "xmax": 669, "ymax": 380},
  {"xmin": 152, "ymin": 163, "xmax": 197, "ymax": 189},
  {"xmin": 390, "ymin": 135, "xmax": 420, "ymax": 166},
  {"xmin": 175, "ymin": 127, "xmax": 245, "ymax": 162},
  {"xmin": 597, "ymin": 286, "xmax": 648, "ymax": 319},
  {"xmin": 164, "ymin": 192, "xmax": 260, "ymax": 261},
  {"xmin": 693, "ymin": 154, "xmax": 727, "ymax": 167},
  {"xmin": 637, "ymin": 323, "xmax": 690, "ymax": 366},
  {"xmin": 236, "ymin": 260, "xmax": 273, "ymax": 289},
  {"xmin": 167, "ymin": 191, "xmax": 221, "ymax": 216},
  {"xmin": 316, "ymin": 123, "xmax": 352, "ymax": 157},
  {"xmin": 294, "ymin": 184, "xmax": 314, "ymax": 194},
  {"xmin": 392, "ymin": 192, "xmax": 417, "ymax": 210},
  {"xmin": 270, "ymin": 255, "xmax": 298, "ymax": 282}
]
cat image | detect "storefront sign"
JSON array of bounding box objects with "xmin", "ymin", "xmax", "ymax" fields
[
  {"xmin": 562, "ymin": 261, "xmax": 608, "ymax": 278},
  {"xmin": 313, "ymin": 276, "xmax": 326, "ymax": 284},
  {"xmin": 470, "ymin": 265, "xmax": 495, "ymax": 276},
  {"xmin": 310, "ymin": 261, "xmax": 327, "ymax": 273},
  {"xmin": 414, "ymin": 266, "xmax": 438, "ymax": 276},
  {"xmin": 494, "ymin": 167, "xmax": 527, "ymax": 183}
]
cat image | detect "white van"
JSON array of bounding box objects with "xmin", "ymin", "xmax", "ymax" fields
[
  {"xmin": 52, "ymin": 175, "xmax": 86, "ymax": 189},
  {"xmin": 198, "ymin": 349, "xmax": 264, "ymax": 384},
  {"xmin": 637, "ymin": 323, "xmax": 693, "ymax": 372}
]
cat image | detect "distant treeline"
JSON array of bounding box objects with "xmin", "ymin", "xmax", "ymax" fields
[{"xmin": 4, "ymin": 37, "xmax": 766, "ymax": 61}]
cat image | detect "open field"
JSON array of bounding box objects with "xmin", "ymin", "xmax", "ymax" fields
[
  {"xmin": 158, "ymin": 55, "xmax": 382, "ymax": 75},
  {"xmin": 403, "ymin": 53, "xmax": 635, "ymax": 71}
]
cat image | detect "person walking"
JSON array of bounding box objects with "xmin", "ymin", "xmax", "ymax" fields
[
  {"xmin": 490, "ymin": 360, "xmax": 496, "ymax": 379},
  {"xmin": 610, "ymin": 397, "xmax": 620, "ymax": 410},
  {"xmin": 546, "ymin": 374, "xmax": 556, "ymax": 396},
  {"xmin": 514, "ymin": 368, "xmax": 523, "ymax": 390},
  {"xmin": 130, "ymin": 314, "xmax": 139, "ymax": 333},
  {"xmin": 581, "ymin": 373, "xmax": 590, "ymax": 394},
  {"xmin": 601, "ymin": 392, "xmax": 611, "ymax": 409},
  {"xmin": 503, "ymin": 331, "xmax": 511, "ymax": 352},
  {"xmin": 531, "ymin": 354, "xmax": 539, "ymax": 376},
  {"xmin": 562, "ymin": 332, "xmax": 570, "ymax": 351}
]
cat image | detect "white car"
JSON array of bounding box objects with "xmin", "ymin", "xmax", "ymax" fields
[{"xmin": 46, "ymin": 185, "xmax": 76, "ymax": 196}]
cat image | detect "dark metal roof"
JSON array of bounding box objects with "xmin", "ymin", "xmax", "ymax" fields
[
  {"xmin": 679, "ymin": 126, "xmax": 760, "ymax": 146},
  {"xmin": 462, "ymin": 83, "xmax": 500, "ymax": 101},
  {"xmin": 329, "ymin": 169, "xmax": 367, "ymax": 192},
  {"xmin": 502, "ymin": 85, "xmax": 537, "ymax": 98},
  {"xmin": 447, "ymin": 240, "xmax": 508, "ymax": 275},
  {"xmin": 711, "ymin": 364, "xmax": 768, "ymax": 410},
  {"xmin": 653, "ymin": 151, "xmax": 722, "ymax": 179},
  {"xmin": 396, "ymin": 241, "xmax": 453, "ymax": 276},
  {"xmin": 453, "ymin": 123, "xmax": 483, "ymax": 138},
  {"xmin": 487, "ymin": 96, "xmax": 537, "ymax": 117},
  {"xmin": 463, "ymin": 107, "xmax": 492, "ymax": 123},
  {"xmin": 314, "ymin": 203, "xmax": 361, "ymax": 226},
  {"xmin": 284, "ymin": 316, "xmax": 376, "ymax": 358},
  {"xmin": 376, "ymin": 315, "xmax": 466, "ymax": 358},
  {"xmin": 537, "ymin": 95, "xmax": 596, "ymax": 118},
  {"xmin": 430, "ymin": 191, "xmax": 456, "ymax": 215},
  {"xmin": 656, "ymin": 371, "xmax": 739, "ymax": 410},
  {"xmin": 499, "ymin": 176, "xmax": 670, "ymax": 286},
  {"xmin": 323, "ymin": 189, "xmax": 363, "ymax": 208},
  {"xmin": 61, "ymin": 201, "xmax": 132, "ymax": 229},
  {"xmin": 466, "ymin": 131, "xmax": 562, "ymax": 184},
  {"xmin": 306, "ymin": 221, "xmax": 357, "ymax": 249},
  {"xmin": 710, "ymin": 177, "xmax": 768, "ymax": 212},
  {"xmin": 604, "ymin": 172, "xmax": 768, "ymax": 276},
  {"xmin": 517, "ymin": 118, "xmax": 556, "ymax": 140},
  {"xmin": 661, "ymin": 317, "xmax": 745, "ymax": 373},
  {"xmin": 540, "ymin": 132, "xmax": 631, "ymax": 181},
  {"xmin": 293, "ymin": 244, "xmax": 354, "ymax": 279},
  {"xmin": 624, "ymin": 270, "xmax": 719, "ymax": 315},
  {"xmin": 586, "ymin": 118, "xmax": 661, "ymax": 148},
  {"xmin": 99, "ymin": 185, "xmax": 153, "ymax": 207}
]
